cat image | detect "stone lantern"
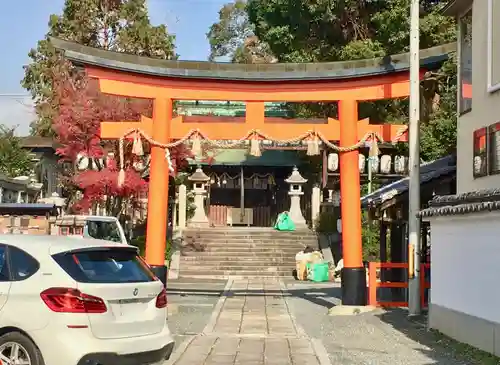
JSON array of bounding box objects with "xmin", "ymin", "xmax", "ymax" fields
[
  {"xmin": 38, "ymin": 192, "xmax": 66, "ymax": 216},
  {"xmin": 188, "ymin": 166, "xmax": 210, "ymax": 227},
  {"xmin": 285, "ymin": 167, "xmax": 307, "ymax": 228}
]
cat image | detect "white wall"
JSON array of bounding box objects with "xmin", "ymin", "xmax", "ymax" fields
[
  {"xmin": 457, "ymin": 0, "xmax": 500, "ymax": 193},
  {"xmin": 429, "ymin": 211, "xmax": 500, "ymax": 324}
]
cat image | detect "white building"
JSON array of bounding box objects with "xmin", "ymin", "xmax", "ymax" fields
[{"xmin": 419, "ymin": 0, "xmax": 500, "ymax": 355}]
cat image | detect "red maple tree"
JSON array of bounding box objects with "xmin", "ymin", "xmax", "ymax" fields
[{"xmin": 52, "ymin": 68, "xmax": 192, "ymax": 215}]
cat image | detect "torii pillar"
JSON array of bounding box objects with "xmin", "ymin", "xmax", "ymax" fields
[
  {"xmin": 338, "ymin": 99, "xmax": 365, "ymax": 305},
  {"xmin": 143, "ymin": 98, "xmax": 172, "ymax": 282}
]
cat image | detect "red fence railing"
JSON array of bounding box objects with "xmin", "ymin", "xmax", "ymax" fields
[{"xmin": 368, "ymin": 262, "xmax": 430, "ymax": 308}]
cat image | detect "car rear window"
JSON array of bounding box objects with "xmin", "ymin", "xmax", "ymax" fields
[
  {"xmin": 85, "ymin": 220, "xmax": 122, "ymax": 243},
  {"xmin": 52, "ymin": 248, "xmax": 156, "ymax": 283}
]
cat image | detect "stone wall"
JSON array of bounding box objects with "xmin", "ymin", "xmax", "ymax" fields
[{"xmin": 0, "ymin": 215, "xmax": 50, "ymax": 235}]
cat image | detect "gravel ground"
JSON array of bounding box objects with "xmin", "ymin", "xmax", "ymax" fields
[
  {"xmin": 283, "ymin": 280, "xmax": 476, "ymax": 365},
  {"xmin": 167, "ymin": 279, "xmax": 227, "ymax": 352}
]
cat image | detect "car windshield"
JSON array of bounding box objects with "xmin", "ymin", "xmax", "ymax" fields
[
  {"xmin": 85, "ymin": 220, "xmax": 122, "ymax": 243},
  {"xmin": 52, "ymin": 248, "xmax": 155, "ymax": 283}
]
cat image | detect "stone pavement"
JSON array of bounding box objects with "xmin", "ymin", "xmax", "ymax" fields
[
  {"xmin": 166, "ymin": 278, "xmax": 331, "ymax": 365},
  {"xmin": 166, "ymin": 278, "xmax": 477, "ymax": 365},
  {"xmin": 283, "ymin": 280, "xmax": 474, "ymax": 365},
  {"xmin": 166, "ymin": 278, "xmax": 227, "ymax": 351}
]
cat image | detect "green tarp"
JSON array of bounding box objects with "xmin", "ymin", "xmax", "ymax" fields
[{"xmin": 274, "ymin": 212, "xmax": 295, "ymax": 231}]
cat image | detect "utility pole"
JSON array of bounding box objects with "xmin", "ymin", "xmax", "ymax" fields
[{"xmin": 408, "ymin": 0, "xmax": 421, "ymax": 316}]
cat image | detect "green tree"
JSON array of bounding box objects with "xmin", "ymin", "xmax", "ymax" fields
[
  {"xmin": 246, "ymin": 0, "xmax": 455, "ymax": 63},
  {"xmin": 22, "ymin": 0, "xmax": 177, "ymax": 137},
  {"xmin": 207, "ymin": 0, "xmax": 274, "ymax": 63},
  {"xmin": 243, "ymin": 0, "xmax": 457, "ymax": 160},
  {"xmin": 0, "ymin": 126, "xmax": 34, "ymax": 178}
]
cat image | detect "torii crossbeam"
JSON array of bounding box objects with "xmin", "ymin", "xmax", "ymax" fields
[{"xmin": 52, "ymin": 37, "xmax": 453, "ymax": 306}]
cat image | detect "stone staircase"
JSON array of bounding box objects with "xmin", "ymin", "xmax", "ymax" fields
[{"xmin": 179, "ymin": 227, "xmax": 318, "ymax": 279}]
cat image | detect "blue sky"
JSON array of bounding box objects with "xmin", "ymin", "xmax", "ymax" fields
[{"xmin": 0, "ymin": 0, "xmax": 226, "ymax": 135}]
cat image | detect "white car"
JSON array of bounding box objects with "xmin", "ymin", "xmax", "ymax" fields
[{"xmin": 0, "ymin": 235, "xmax": 174, "ymax": 365}]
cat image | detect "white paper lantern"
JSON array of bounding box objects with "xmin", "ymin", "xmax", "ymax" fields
[
  {"xmin": 394, "ymin": 155, "xmax": 407, "ymax": 174},
  {"xmin": 133, "ymin": 160, "xmax": 145, "ymax": 172},
  {"xmin": 76, "ymin": 153, "xmax": 89, "ymax": 171},
  {"xmin": 327, "ymin": 153, "xmax": 339, "ymax": 171},
  {"xmin": 359, "ymin": 154, "xmax": 366, "ymax": 173},
  {"xmin": 91, "ymin": 158, "xmax": 105, "ymax": 171},
  {"xmin": 332, "ymin": 191, "xmax": 341, "ymax": 206},
  {"xmin": 380, "ymin": 155, "xmax": 392, "ymax": 174},
  {"xmin": 369, "ymin": 156, "xmax": 380, "ymax": 173},
  {"xmin": 474, "ymin": 156, "xmax": 483, "ymax": 175}
]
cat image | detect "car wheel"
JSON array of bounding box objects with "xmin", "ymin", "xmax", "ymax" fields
[{"xmin": 0, "ymin": 331, "xmax": 44, "ymax": 365}]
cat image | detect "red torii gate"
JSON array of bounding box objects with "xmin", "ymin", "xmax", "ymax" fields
[{"xmin": 51, "ymin": 38, "xmax": 452, "ymax": 306}]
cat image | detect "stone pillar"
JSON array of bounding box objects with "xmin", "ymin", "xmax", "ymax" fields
[
  {"xmin": 327, "ymin": 189, "xmax": 334, "ymax": 203},
  {"xmin": 172, "ymin": 195, "xmax": 178, "ymax": 228},
  {"xmin": 311, "ymin": 185, "xmax": 321, "ymax": 228},
  {"xmin": 285, "ymin": 167, "xmax": 307, "ymax": 228},
  {"xmin": 17, "ymin": 191, "xmax": 22, "ymax": 203},
  {"xmin": 188, "ymin": 167, "xmax": 210, "ymax": 228},
  {"xmin": 178, "ymin": 184, "xmax": 187, "ymax": 230}
]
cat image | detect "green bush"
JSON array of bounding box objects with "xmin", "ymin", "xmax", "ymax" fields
[
  {"xmin": 131, "ymin": 235, "xmax": 146, "ymax": 256},
  {"xmin": 315, "ymin": 211, "xmax": 338, "ymax": 234},
  {"xmin": 130, "ymin": 235, "xmax": 173, "ymax": 263}
]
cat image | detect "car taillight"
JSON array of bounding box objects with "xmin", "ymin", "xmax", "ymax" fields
[
  {"xmin": 155, "ymin": 288, "xmax": 167, "ymax": 308},
  {"xmin": 40, "ymin": 287, "xmax": 107, "ymax": 313}
]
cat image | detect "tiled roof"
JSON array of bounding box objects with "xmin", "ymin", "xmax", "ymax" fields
[
  {"xmin": 418, "ymin": 189, "xmax": 500, "ymax": 218},
  {"xmin": 0, "ymin": 203, "xmax": 58, "ymax": 215},
  {"xmin": 361, "ymin": 154, "xmax": 456, "ymax": 208},
  {"xmin": 20, "ymin": 136, "xmax": 59, "ymax": 149},
  {"xmin": 51, "ymin": 37, "xmax": 455, "ymax": 82}
]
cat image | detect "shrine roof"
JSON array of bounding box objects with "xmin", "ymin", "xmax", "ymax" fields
[
  {"xmin": 188, "ymin": 149, "xmax": 301, "ymax": 167},
  {"xmin": 361, "ymin": 154, "xmax": 456, "ymax": 209},
  {"xmin": 51, "ymin": 38, "xmax": 455, "ymax": 82}
]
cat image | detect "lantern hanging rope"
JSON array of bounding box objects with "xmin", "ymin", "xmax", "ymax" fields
[{"xmin": 115, "ymin": 125, "xmax": 408, "ymax": 186}]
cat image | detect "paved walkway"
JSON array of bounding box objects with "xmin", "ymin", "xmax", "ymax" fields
[
  {"xmin": 284, "ymin": 281, "xmax": 474, "ymax": 365},
  {"xmin": 166, "ymin": 279, "xmax": 331, "ymax": 365}
]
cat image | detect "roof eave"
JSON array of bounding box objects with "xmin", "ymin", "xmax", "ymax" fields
[
  {"xmin": 441, "ymin": 0, "xmax": 473, "ymax": 17},
  {"xmin": 51, "ymin": 37, "xmax": 456, "ymax": 82}
]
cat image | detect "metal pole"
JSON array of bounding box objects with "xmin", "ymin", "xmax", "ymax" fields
[
  {"xmin": 240, "ymin": 167, "xmax": 245, "ymax": 222},
  {"xmin": 408, "ymin": 0, "xmax": 421, "ymax": 316},
  {"xmin": 367, "ymin": 157, "xmax": 373, "ymax": 194},
  {"xmin": 367, "ymin": 156, "xmax": 373, "ymax": 248}
]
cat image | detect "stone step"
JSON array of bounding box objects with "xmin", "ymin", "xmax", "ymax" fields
[
  {"xmin": 184, "ymin": 227, "xmax": 313, "ymax": 232},
  {"xmin": 180, "ymin": 263, "xmax": 296, "ymax": 271},
  {"xmin": 180, "ymin": 247, "xmax": 302, "ymax": 254},
  {"xmin": 183, "ymin": 233, "xmax": 318, "ymax": 241},
  {"xmin": 183, "ymin": 231, "xmax": 315, "ymax": 238},
  {"xmin": 180, "ymin": 228, "xmax": 313, "ymax": 279},
  {"xmin": 180, "ymin": 243, "xmax": 310, "ymax": 250},
  {"xmin": 181, "ymin": 246, "xmax": 312, "ymax": 253},
  {"xmin": 179, "ymin": 269, "xmax": 295, "ymax": 279},
  {"xmin": 182, "ymin": 237, "xmax": 317, "ymax": 244},
  {"xmin": 180, "ymin": 256, "xmax": 298, "ymax": 262}
]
